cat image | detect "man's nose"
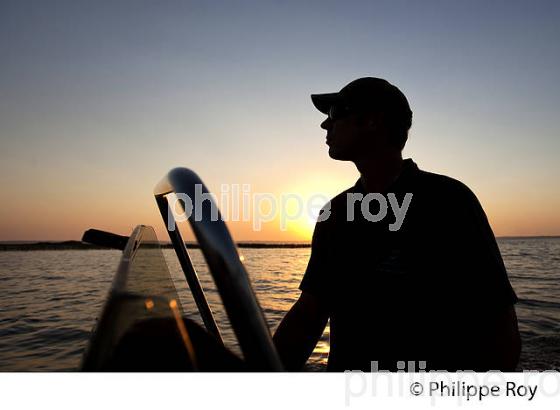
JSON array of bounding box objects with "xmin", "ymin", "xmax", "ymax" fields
[{"xmin": 320, "ymin": 117, "xmax": 332, "ymax": 130}]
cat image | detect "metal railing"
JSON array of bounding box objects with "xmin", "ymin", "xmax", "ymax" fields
[{"xmin": 154, "ymin": 168, "xmax": 283, "ymax": 371}]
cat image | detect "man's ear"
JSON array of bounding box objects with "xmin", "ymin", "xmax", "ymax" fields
[{"xmin": 365, "ymin": 112, "xmax": 384, "ymax": 130}]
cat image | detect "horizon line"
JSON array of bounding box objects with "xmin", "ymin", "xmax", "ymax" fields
[{"xmin": 1, "ymin": 234, "xmax": 559, "ymax": 245}]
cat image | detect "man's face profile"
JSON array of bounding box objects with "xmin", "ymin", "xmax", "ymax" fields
[{"xmin": 321, "ymin": 109, "xmax": 390, "ymax": 161}]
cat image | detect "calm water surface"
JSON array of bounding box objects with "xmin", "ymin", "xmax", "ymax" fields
[{"xmin": 0, "ymin": 238, "xmax": 558, "ymax": 371}]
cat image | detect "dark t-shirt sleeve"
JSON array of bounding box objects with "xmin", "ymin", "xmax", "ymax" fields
[
  {"xmin": 299, "ymin": 217, "xmax": 332, "ymax": 299},
  {"xmin": 449, "ymin": 183, "xmax": 518, "ymax": 308}
]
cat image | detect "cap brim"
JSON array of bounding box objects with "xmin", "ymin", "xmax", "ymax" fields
[{"xmin": 311, "ymin": 93, "xmax": 342, "ymax": 114}]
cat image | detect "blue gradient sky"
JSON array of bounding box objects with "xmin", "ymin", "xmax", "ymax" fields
[{"xmin": 1, "ymin": 0, "xmax": 559, "ymax": 240}]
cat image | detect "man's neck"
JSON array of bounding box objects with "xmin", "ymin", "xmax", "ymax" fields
[{"xmin": 354, "ymin": 153, "xmax": 404, "ymax": 193}]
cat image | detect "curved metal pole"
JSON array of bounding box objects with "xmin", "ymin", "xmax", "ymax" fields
[{"xmin": 154, "ymin": 168, "xmax": 283, "ymax": 371}]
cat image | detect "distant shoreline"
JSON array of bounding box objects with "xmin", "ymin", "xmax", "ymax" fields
[
  {"xmin": 0, "ymin": 241, "xmax": 312, "ymax": 251},
  {"xmin": 0, "ymin": 236, "xmax": 559, "ymax": 251}
]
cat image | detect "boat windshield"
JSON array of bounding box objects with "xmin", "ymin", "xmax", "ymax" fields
[{"xmin": 81, "ymin": 226, "xmax": 195, "ymax": 370}]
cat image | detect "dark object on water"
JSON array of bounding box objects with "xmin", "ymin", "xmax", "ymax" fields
[{"xmin": 82, "ymin": 229, "xmax": 129, "ymax": 250}]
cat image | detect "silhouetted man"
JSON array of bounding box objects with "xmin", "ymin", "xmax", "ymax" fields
[{"xmin": 273, "ymin": 77, "xmax": 521, "ymax": 371}]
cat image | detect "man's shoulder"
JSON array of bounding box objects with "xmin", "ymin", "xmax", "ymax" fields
[
  {"xmin": 417, "ymin": 168, "xmax": 469, "ymax": 191},
  {"xmin": 331, "ymin": 185, "xmax": 357, "ymax": 203},
  {"xmin": 315, "ymin": 165, "xmax": 483, "ymax": 226},
  {"xmin": 412, "ymin": 168, "xmax": 488, "ymax": 227},
  {"xmin": 318, "ymin": 185, "xmax": 358, "ymax": 217},
  {"xmin": 312, "ymin": 186, "xmax": 356, "ymax": 231},
  {"xmin": 324, "ymin": 168, "xmax": 478, "ymax": 202},
  {"xmin": 414, "ymin": 168, "xmax": 480, "ymax": 202}
]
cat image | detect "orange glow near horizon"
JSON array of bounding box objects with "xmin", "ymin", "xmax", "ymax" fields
[
  {"xmin": 0, "ymin": 151, "xmax": 559, "ymax": 242},
  {"xmin": 1, "ymin": 170, "xmax": 560, "ymax": 242}
]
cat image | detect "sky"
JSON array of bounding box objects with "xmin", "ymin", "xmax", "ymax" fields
[{"xmin": 0, "ymin": 0, "xmax": 559, "ymax": 241}]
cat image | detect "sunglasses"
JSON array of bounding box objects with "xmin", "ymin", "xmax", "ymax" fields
[{"xmin": 328, "ymin": 104, "xmax": 355, "ymax": 121}]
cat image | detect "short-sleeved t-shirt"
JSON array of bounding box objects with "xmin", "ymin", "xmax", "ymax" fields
[{"xmin": 299, "ymin": 158, "xmax": 518, "ymax": 371}]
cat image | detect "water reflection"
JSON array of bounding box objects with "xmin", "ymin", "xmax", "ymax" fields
[{"xmin": 0, "ymin": 238, "xmax": 558, "ymax": 370}]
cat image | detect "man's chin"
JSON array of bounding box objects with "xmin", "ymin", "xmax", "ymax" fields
[{"xmin": 328, "ymin": 147, "xmax": 351, "ymax": 161}]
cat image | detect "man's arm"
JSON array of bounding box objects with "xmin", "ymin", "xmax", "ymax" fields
[
  {"xmin": 479, "ymin": 304, "xmax": 521, "ymax": 371},
  {"xmin": 445, "ymin": 180, "xmax": 521, "ymax": 371},
  {"xmin": 273, "ymin": 291, "xmax": 329, "ymax": 371}
]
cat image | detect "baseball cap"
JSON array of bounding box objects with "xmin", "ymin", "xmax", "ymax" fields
[{"xmin": 311, "ymin": 77, "xmax": 412, "ymax": 124}]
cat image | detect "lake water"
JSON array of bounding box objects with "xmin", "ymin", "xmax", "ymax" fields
[{"xmin": 0, "ymin": 237, "xmax": 559, "ymax": 371}]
